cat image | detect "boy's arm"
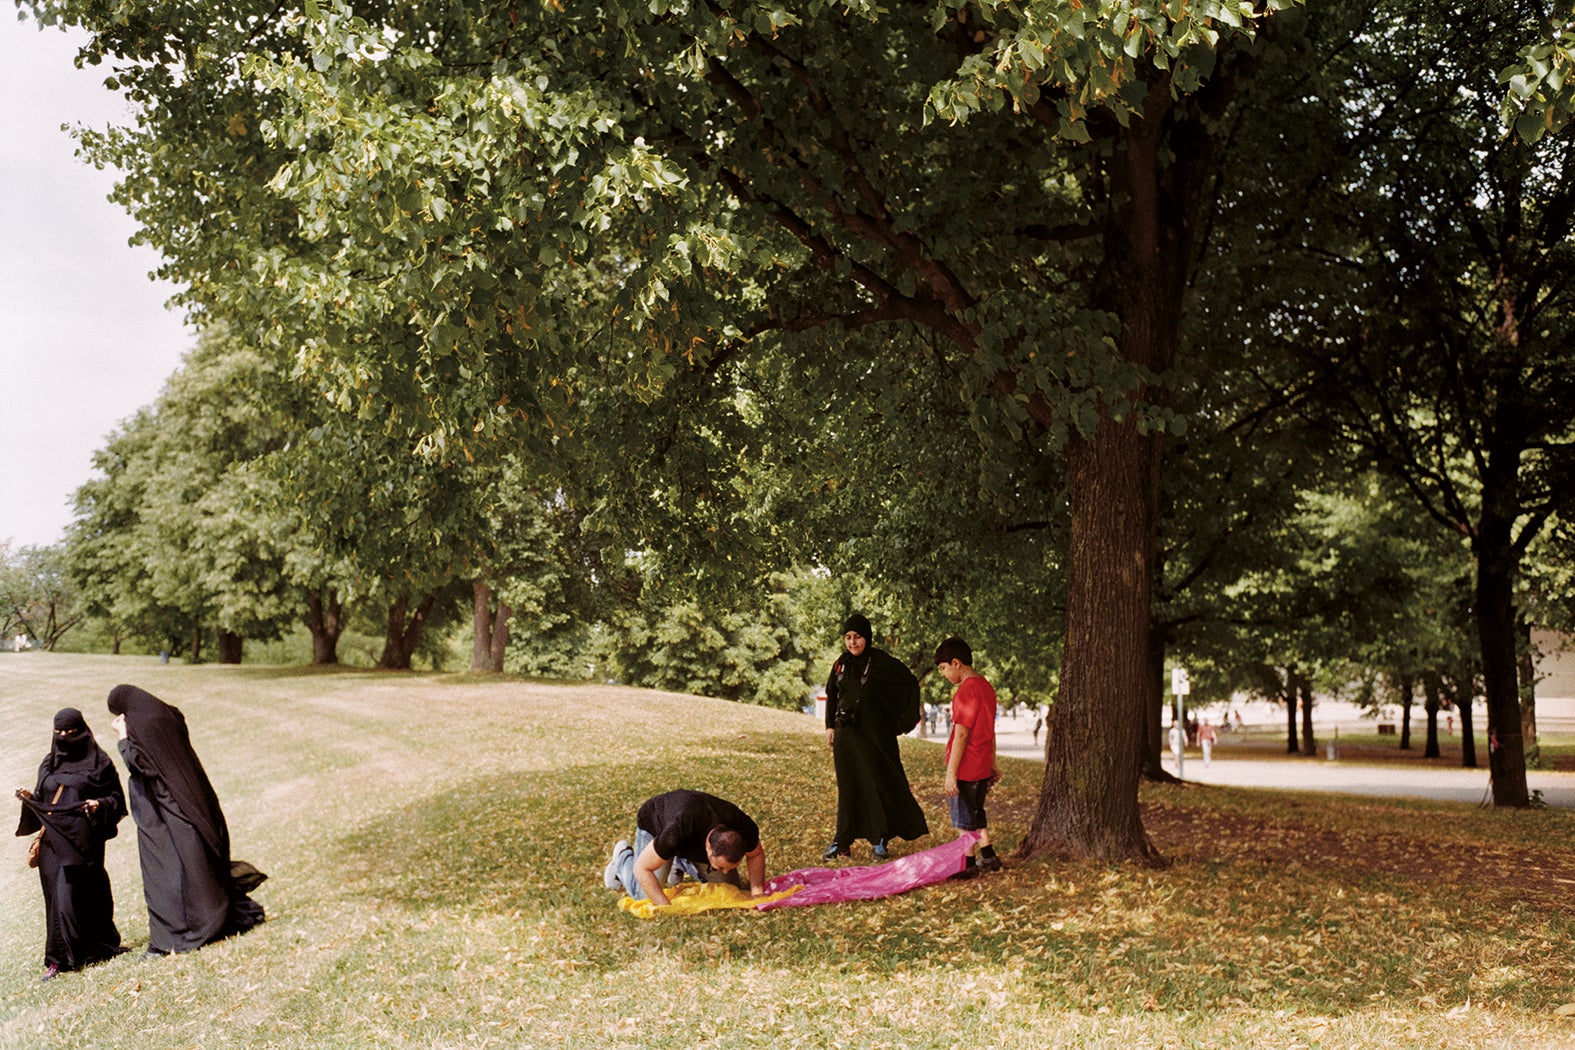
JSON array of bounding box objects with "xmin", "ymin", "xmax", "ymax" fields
[
  {"xmin": 989, "ymin": 726, "xmax": 1000, "ymax": 784},
  {"xmin": 944, "ymin": 723, "xmax": 970, "ymax": 797}
]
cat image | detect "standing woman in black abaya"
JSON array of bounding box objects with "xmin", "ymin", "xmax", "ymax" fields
[
  {"xmin": 822, "ymin": 614, "xmax": 929, "ymax": 860},
  {"xmin": 107, "ymin": 685, "xmax": 266, "ymax": 955},
  {"xmin": 14, "ymin": 708, "xmax": 127, "ymax": 981}
]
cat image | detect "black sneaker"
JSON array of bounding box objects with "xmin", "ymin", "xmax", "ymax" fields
[
  {"xmin": 822, "ymin": 842, "xmax": 849, "ymax": 861},
  {"xmin": 979, "ymin": 853, "xmax": 1003, "ymax": 873},
  {"xmin": 949, "ymin": 861, "xmax": 981, "ymax": 881}
]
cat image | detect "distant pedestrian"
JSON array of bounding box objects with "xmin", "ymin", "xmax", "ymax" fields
[
  {"xmin": 1198, "ymin": 720, "xmax": 1217, "ymax": 766},
  {"xmin": 1031, "ymin": 714, "xmax": 1042, "ymax": 745},
  {"xmin": 935, "ymin": 637, "xmax": 1001, "ymax": 879}
]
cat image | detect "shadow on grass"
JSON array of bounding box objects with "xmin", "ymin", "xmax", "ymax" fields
[
  {"xmin": 308, "ymin": 726, "xmax": 1575, "ymax": 1016},
  {"xmin": 321, "ymin": 730, "xmax": 990, "ymax": 973},
  {"xmin": 176, "ymin": 662, "xmax": 378, "ymax": 680}
]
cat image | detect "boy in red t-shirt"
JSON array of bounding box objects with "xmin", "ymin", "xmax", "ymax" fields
[{"xmin": 935, "ymin": 636, "xmax": 1001, "ymax": 879}]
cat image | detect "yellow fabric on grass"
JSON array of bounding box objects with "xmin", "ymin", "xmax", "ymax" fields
[{"xmin": 617, "ymin": 881, "xmax": 800, "ymax": 919}]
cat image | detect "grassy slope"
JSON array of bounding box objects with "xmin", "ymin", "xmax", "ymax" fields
[{"xmin": 2, "ymin": 653, "xmax": 1573, "ymax": 1049}]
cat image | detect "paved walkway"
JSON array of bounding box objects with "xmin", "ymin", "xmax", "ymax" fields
[{"xmin": 914, "ymin": 719, "xmax": 1575, "ymax": 809}]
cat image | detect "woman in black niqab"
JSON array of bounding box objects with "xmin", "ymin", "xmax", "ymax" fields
[
  {"xmin": 107, "ymin": 684, "xmax": 265, "ymax": 954},
  {"xmin": 14, "ymin": 708, "xmax": 126, "ymax": 979},
  {"xmin": 821, "ymin": 614, "xmax": 929, "ymax": 859}
]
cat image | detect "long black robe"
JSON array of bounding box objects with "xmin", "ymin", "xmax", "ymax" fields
[
  {"xmin": 824, "ymin": 647, "xmax": 929, "ymax": 848},
  {"xmin": 15, "ymin": 710, "xmax": 126, "ymax": 971},
  {"xmin": 107, "ymin": 685, "xmax": 265, "ymax": 954}
]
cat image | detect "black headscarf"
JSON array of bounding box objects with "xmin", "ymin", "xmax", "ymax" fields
[
  {"xmin": 107, "ymin": 684, "xmax": 229, "ymax": 861},
  {"xmin": 49, "ymin": 708, "xmax": 109, "ymax": 773},
  {"xmin": 841, "ymin": 613, "xmax": 873, "ymax": 646},
  {"xmin": 17, "ymin": 708, "xmax": 124, "ymax": 861}
]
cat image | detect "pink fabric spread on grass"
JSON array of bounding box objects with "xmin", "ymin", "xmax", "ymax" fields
[{"xmin": 754, "ymin": 832, "xmax": 979, "ymax": 910}]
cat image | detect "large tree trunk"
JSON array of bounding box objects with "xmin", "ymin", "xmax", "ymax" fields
[
  {"xmin": 378, "ymin": 592, "xmax": 438, "ymax": 670},
  {"xmin": 217, "ymin": 630, "xmax": 243, "ymax": 665},
  {"xmin": 306, "ymin": 588, "xmax": 345, "ymax": 665},
  {"xmin": 470, "ymin": 580, "xmax": 513, "ymax": 673},
  {"xmin": 1473, "ymin": 525, "xmax": 1525, "ymax": 799},
  {"xmin": 1398, "ymin": 673, "xmax": 1414, "ymax": 750},
  {"xmin": 1019, "ymin": 53, "xmax": 1234, "ymax": 863},
  {"xmin": 190, "ymin": 622, "xmax": 203, "ymax": 664},
  {"xmin": 1022, "ymin": 416, "xmax": 1161, "ymax": 864},
  {"xmin": 1298, "ymin": 674, "xmax": 1317, "ymax": 757}
]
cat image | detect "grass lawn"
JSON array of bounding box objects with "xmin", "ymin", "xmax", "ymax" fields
[{"xmin": 3, "ymin": 653, "xmax": 1574, "ymax": 1049}]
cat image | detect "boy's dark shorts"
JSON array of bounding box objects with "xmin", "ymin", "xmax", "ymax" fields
[{"xmin": 949, "ymin": 778, "xmax": 991, "ymax": 831}]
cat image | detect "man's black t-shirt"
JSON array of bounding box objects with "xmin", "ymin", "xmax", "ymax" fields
[{"xmin": 637, "ymin": 789, "xmax": 760, "ymax": 865}]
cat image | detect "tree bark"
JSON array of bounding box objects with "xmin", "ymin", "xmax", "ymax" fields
[
  {"xmin": 1298, "ymin": 674, "xmax": 1317, "ymax": 757},
  {"xmin": 490, "ymin": 601, "xmax": 512, "ymax": 672},
  {"xmin": 217, "ymin": 630, "xmax": 243, "ymax": 664},
  {"xmin": 470, "ymin": 580, "xmax": 513, "ymax": 673},
  {"xmin": 1283, "ymin": 668, "xmax": 1299, "ymax": 754},
  {"xmin": 378, "ymin": 592, "xmax": 437, "ymax": 670},
  {"xmin": 1473, "ymin": 528, "xmax": 1523, "ymax": 797},
  {"xmin": 1398, "ymin": 673, "xmax": 1414, "ymax": 750},
  {"xmin": 1518, "ymin": 616, "xmax": 1539, "ymax": 767},
  {"xmin": 1454, "ymin": 668, "xmax": 1478, "ymax": 769},
  {"xmin": 1022, "ymin": 415, "xmax": 1162, "ymax": 865},
  {"xmin": 306, "ymin": 588, "xmax": 344, "ymax": 665},
  {"xmin": 1014, "ymin": 33, "xmax": 1245, "ymax": 861},
  {"xmin": 1422, "ymin": 671, "xmax": 1442, "ymax": 759},
  {"xmin": 190, "ymin": 622, "xmax": 203, "ymax": 664},
  {"xmin": 1020, "ymin": 71, "xmax": 1220, "ymax": 866}
]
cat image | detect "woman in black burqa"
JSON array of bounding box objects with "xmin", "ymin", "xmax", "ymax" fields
[
  {"xmin": 106, "ymin": 684, "xmax": 266, "ymax": 955},
  {"xmin": 822, "ymin": 614, "xmax": 929, "ymax": 860},
  {"xmin": 14, "ymin": 708, "xmax": 127, "ymax": 980}
]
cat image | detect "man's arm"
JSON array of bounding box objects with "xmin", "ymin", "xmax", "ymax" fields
[
  {"xmin": 744, "ymin": 844, "xmax": 766, "ymax": 896},
  {"xmin": 632, "ymin": 840, "xmax": 672, "ymax": 906}
]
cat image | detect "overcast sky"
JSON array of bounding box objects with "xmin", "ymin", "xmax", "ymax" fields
[{"xmin": 1, "ymin": 14, "xmax": 192, "ymax": 550}]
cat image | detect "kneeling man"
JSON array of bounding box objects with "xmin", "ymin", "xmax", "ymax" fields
[{"xmin": 603, "ymin": 789, "xmax": 766, "ymax": 907}]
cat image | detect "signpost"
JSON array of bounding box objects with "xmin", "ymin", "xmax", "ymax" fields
[{"xmin": 1171, "ymin": 666, "xmax": 1190, "ymax": 781}]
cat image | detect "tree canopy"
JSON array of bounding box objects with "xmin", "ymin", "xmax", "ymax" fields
[{"xmin": 23, "ymin": 0, "xmax": 1575, "ymax": 863}]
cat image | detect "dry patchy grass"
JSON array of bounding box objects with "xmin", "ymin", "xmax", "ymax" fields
[{"xmin": 2, "ymin": 653, "xmax": 1573, "ymax": 1049}]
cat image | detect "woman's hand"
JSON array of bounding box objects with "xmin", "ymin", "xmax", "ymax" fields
[
  {"xmin": 14, "ymin": 788, "xmax": 33, "ymax": 801},
  {"xmin": 82, "ymin": 799, "xmax": 100, "ymax": 815},
  {"xmin": 825, "ymin": 728, "xmax": 835, "ymax": 748},
  {"xmin": 111, "ymin": 714, "xmax": 128, "ymax": 741}
]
